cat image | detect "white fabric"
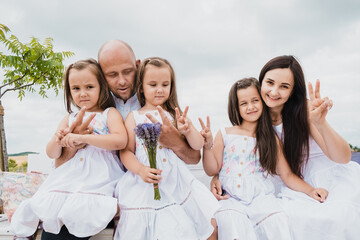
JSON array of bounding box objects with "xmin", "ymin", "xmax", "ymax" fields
[
  {"xmin": 11, "ymin": 109, "xmax": 124, "ymax": 237},
  {"xmin": 114, "ymin": 110, "xmax": 220, "ymax": 240},
  {"xmin": 113, "ymin": 93, "xmax": 141, "ymax": 120},
  {"xmin": 215, "ymin": 128, "xmax": 292, "ymax": 240},
  {"xmin": 274, "ymin": 123, "xmax": 360, "ymax": 240}
]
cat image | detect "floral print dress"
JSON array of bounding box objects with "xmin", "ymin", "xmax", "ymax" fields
[{"xmin": 215, "ymin": 127, "xmax": 291, "ymax": 240}]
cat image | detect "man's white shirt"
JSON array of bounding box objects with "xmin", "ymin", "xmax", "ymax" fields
[{"xmin": 113, "ymin": 93, "xmax": 141, "ymax": 120}]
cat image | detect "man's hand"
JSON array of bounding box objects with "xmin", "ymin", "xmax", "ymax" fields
[
  {"xmin": 145, "ymin": 106, "xmax": 200, "ymax": 164},
  {"xmin": 145, "ymin": 106, "xmax": 183, "ymax": 149}
]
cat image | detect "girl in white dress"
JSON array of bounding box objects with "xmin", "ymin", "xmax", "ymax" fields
[
  {"xmin": 114, "ymin": 57, "xmax": 220, "ymax": 240},
  {"xmin": 11, "ymin": 59, "xmax": 127, "ymax": 239},
  {"xmin": 201, "ymin": 78, "xmax": 328, "ymax": 240}
]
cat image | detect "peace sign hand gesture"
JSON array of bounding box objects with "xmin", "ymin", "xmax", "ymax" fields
[
  {"xmin": 176, "ymin": 106, "xmax": 193, "ymax": 136},
  {"xmin": 308, "ymin": 80, "xmax": 333, "ymax": 126},
  {"xmin": 198, "ymin": 116, "xmax": 213, "ymax": 150}
]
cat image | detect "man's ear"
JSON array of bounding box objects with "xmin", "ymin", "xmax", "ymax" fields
[{"xmin": 136, "ymin": 59, "xmax": 141, "ymax": 68}]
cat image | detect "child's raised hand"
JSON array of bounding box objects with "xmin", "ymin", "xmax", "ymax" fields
[
  {"xmin": 139, "ymin": 165, "xmax": 162, "ymax": 184},
  {"xmin": 198, "ymin": 116, "xmax": 213, "ymax": 150},
  {"xmin": 176, "ymin": 106, "xmax": 192, "ymax": 136},
  {"xmin": 308, "ymin": 80, "xmax": 333, "ymax": 126},
  {"xmin": 63, "ymin": 107, "xmax": 95, "ymax": 136},
  {"xmin": 308, "ymin": 187, "xmax": 328, "ymax": 203}
]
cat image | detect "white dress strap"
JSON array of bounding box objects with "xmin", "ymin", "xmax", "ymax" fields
[
  {"xmin": 102, "ymin": 107, "xmax": 111, "ymax": 122},
  {"xmin": 220, "ymin": 127, "xmax": 227, "ymax": 146}
]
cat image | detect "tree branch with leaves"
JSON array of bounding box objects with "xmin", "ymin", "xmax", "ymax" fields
[{"xmin": 0, "ymin": 23, "xmax": 74, "ymax": 170}]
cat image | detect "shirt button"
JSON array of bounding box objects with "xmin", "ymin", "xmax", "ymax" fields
[
  {"xmin": 238, "ymin": 173, "xmax": 242, "ymax": 177},
  {"xmin": 237, "ymin": 184, "xmax": 241, "ymax": 188},
  {"xmin": 240, "ymin": 161, "xmax": 244, "ymax": 165},
  {"xmin": 159, "ymin": 146, "xmax": 163, "ymax": 149},
  {"xmin": 242, "ymin": 149, "xmax": 245, "ymax": 153},
  {"xmin": 80, "ymin": 158, "xmax": 84, "ymax": 162},
  {"xmin": 155, "ymin": 112, "xmax": 158, "ymax": 116},
  {"xmin": 244, "ymin": 137, "xmax": 247, "ymax": 141},
  {"xmin": 163, "ymin": 158, "xmax": 166, "ymax": 162}
]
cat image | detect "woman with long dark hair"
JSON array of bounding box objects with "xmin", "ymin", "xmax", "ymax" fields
[{"xmin": 211, "ymin": 55, "xmax": 360, "ymax": 239}]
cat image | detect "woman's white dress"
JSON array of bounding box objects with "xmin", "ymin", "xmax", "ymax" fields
[
  {"xmin": 214, "ymin": 128, "xmax": 292, "ymax": 240},
  {"xmin": 11, "ymin": 109, "xmax": 124, "ymax": 237},
  {"xmin": 274, "ymin": 124, "xmax": 360, "ymax": 240},
  {"xmin": 114, "ymin": 110, "xmax": 220, "ymax": 240}
]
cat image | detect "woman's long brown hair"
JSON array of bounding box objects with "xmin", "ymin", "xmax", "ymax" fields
[{"xmin": 259, "ymin": 55, "xmax": 309, "ymax": 178}]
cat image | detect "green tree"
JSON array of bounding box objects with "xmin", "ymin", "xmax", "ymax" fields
[
  {"xmin": 0, "ymin": 24, "xmax": 74, "ymax": 171},
  {"xmin": 8, "ymin": 158, "xmax": 17, "ymax": 172}
]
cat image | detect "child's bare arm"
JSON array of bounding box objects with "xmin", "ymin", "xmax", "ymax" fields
[
  {"xmin": 46, "ymin": 115, "xmax": 70, "ymax": 159},
  {"xmin": 276, "ymin": 138, "xmax": 328, "ymax": 202},
  {"xmin": 199, "ymin": 117, "xmax": 223, "ymax": 176},
  {"xmin": 120, "ymin": 112, "xmax": 162, "ymax": 183}
]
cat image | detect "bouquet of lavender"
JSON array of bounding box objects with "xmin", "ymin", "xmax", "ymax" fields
[{"xmin": 134, "ymin": 122, "xmax": 162, "ymax": 200}]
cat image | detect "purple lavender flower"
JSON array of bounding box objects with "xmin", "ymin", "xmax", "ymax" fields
[{"xmin": 134, "ymin": 122, "xmax": 162, "ymax": 200}]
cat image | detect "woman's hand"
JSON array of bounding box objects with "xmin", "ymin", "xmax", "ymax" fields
[
  {"xmin": 308, "ymin": 187, "xmax": 328, "ymax": 203},
  {"xmin": 308, "ymin": 80, "xmax": 333, "ymax": 126},
  {"xmin": 138, "ymin": 165, "xmax": 162, "ymax": 184}
]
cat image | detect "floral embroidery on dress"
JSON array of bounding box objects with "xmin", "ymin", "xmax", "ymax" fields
[
  {"xmin": 220, "ymin": 138, "xmax": 264, "ymax": 176},
  {"xmin": 91, "ymin": 116, "xmax": 109, "ymax": 135}
]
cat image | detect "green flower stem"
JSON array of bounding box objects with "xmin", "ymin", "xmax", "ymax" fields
[{"xmin": 148, "ymin": 147, "xmax": 161, "ymax": 200}]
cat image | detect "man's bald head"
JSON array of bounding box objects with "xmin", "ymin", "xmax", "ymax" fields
[{"xmin": 98, "ymin": 40, "xmax": 139, "ymax": 102}]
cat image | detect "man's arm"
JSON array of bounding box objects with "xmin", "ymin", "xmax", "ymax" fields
[{"xmin": 146, "ymin": 106, "xmax": 200, "ymax": 164}]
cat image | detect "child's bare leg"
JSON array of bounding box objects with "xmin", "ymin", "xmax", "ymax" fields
[{"xmin": 207, "ymin": 218, "xmax": 218, "ymax": 240}]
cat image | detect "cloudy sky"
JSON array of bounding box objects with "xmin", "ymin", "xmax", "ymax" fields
[{"xmin": 1, "ymin": 0, "xmax": 360, "ymax": 157}]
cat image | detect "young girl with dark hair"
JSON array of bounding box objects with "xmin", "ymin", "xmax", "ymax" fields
[
  {"xmin": 11, "ymin": 59, "xmax": 127, "ymax": 239},
  {"xmin": 201, "ymin": 78, "xmax": 327, "ymax": 239},
  {"xmin": 114, "ymin": 57, "xmax": 219, "ymax": 240}
]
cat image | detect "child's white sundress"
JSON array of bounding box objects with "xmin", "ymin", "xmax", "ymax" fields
[
  {"xmin": 214, "ymin": 128, "xmax": 292, "ymax": 240},
  {"xmin": 114, "ymin": 110, "xmax": 220, "ymax": 240},
  {"xmin": 273, "ymin": 124, "xmax": 360, "ymax": 239},
  {"xmin": 11, "ymin": 108, "xmax": 124, "ymax": 237}
]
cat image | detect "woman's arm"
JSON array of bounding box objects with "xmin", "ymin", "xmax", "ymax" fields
[
  {"xmin": 61, "ymin": 108, "xmax": 128, "ymax": 150},
  {"xmin": 120, "ymin": 112, "xmax": 162, "ymax": 183},
  {"xmin": 46, "ymin": 114, "xmax": 70, "ymax": 159},
  {"xmin": 276, "ymin": 138, "xmax": 328, "ymax": 202},
  {"xmin": 308, "ymin": 81, "xmax": 351, "ymax": 163}
]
